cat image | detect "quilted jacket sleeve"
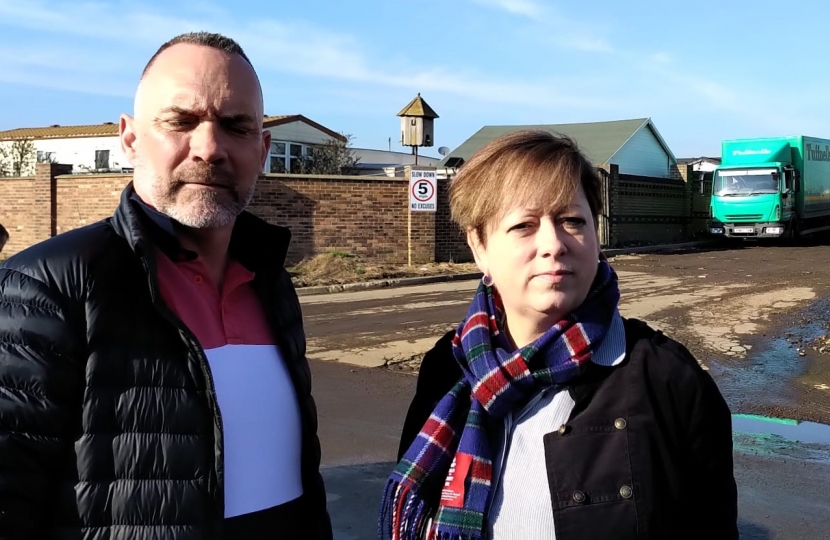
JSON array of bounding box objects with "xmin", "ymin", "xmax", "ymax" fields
[{"xmin": 0, "ymin": 268, "xmax": 84, "ymax": 539}]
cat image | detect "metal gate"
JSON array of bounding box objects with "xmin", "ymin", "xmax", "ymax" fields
[{"xmin": 596, "ymin": 167, "xmax": 611, "ymax": 247}]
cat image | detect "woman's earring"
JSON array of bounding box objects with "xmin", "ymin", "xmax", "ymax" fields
[{"xmin": 482, "ymin": 274, "xmax": 494, "ymax": 286}]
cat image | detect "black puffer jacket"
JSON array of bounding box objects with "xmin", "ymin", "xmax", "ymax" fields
[{"xmin": 0, "ymin": 185, "xmax": 332, "ymax": 539}]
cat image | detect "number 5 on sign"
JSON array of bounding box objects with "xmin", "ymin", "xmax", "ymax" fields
[{"xmin": 409, "ymin": 168, "xmax": 437, "ymax": 212}]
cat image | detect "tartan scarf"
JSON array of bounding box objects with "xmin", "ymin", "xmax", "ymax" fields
[{"xmin": 379, "ymin": 260, "xmax": 620, "ymax": 540}]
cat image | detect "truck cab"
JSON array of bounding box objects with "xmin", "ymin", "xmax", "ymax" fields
[{"xmin": 709, "ymin": 138, "xmax": 801, "ymax": 239}]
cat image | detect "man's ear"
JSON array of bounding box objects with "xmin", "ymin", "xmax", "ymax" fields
[
  {"xmin": 466, "ymin": 228, "xmax": 488, "ymax": 275},
  {"xmin": 260, "ymin": 129, "xmax": 272, "ymax": 170},
  {"xmin": 120, "ymin": 114, "xmax": 138, "ymax": 165}
]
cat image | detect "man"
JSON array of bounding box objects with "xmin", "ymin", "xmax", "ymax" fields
[
  {"xmin": 0, "ymin": 32, "xmax": 331, "ymax": 539},
  {"xmin": 0, "ymin": 223, "xmax": 7, "ymax": 253}
]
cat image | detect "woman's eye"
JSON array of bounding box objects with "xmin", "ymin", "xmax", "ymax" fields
[
  {"xmin": 508, "ymin": 222, "xmax": 531, "ymax": 232},
  {"xmin": 562, "ymin": 217, "xmax": 586, "ymax": 228}
]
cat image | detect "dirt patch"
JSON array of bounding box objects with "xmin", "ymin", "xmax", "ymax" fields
[
  {"xmin": 289, "ymin": 252, "xmax": 479, "ymax": 288},
  {"xmin": 608, "ymin": 244, "xmax": 830, "ymax": 423},
  {"xmin": 688, "ymin": 288, "xmax": 815, "ymax": 358}
]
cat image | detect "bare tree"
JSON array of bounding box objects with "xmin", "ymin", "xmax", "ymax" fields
[
  {"xmin": 0, "ymin": 140, "xmax": 37, "ymax": 176},
  {"xmin": 0, "ymin": 145, "xmax": 9, "ymax": 177},
  {"xmin": 36, "ymin": 150, "xmax": 58, "ymax": 164},
  {"xmin": 0, "ymin": 140, "xmax": 57, "ymax": 177},
  {"xmin": 11, "ymin": 140, "xmax": 36, "ymax": 176},
  {"xmin": 303, "ymin": 133, "xmax": 360, "ymax": 175}
]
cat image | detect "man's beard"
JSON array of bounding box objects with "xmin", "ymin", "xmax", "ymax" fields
[{"xmin": 142, "ymin": 162, "xmax": 255, "ymax": 229}]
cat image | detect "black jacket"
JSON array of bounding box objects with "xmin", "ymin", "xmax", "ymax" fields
[
  {"xmin": 398, "ymin": 318, "xmax": 738, "ymax": 540},
  {"xmin": 0, "ymin": 185, "xmax": 332, "ymax": 539}
]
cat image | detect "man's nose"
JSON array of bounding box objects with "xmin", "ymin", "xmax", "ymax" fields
[{"xmin": 189, "ymin": 121, "xmax": 228, "ymax": 164}]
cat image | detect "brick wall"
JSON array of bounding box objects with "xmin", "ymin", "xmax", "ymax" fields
[
  {"xmin": 435, "ymin": 178, "xmax": 472, "ymax": 262},
  {"xmin": 0, "ymin": 164, "xmax": 72, "ymax": 257},
  {"xmin": 0, "ymin": 176, "xmax": 41, "ymax": 256},
  {"xmin": 56, "ymin": 174, "xmax": 131, "ymax": 234},
  {"xmin": 0, "ymin": 162, "xmax": 716, "ymax": 262},
  {"xmin": 252, "ymin": 174, "xmax": 412, "ymax": 264},
  {"xmin": 1, "ymin": 167, "xmax": 469, "ymax": 265}
]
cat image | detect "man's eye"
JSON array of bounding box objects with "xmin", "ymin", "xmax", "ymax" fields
[
  {"xmin": 167, "ymin": 119, "xmax": 194, "ymax": 128},
  {"xmin": 226, "ymin": 124, "xmax": 252, "ymax": 134}
]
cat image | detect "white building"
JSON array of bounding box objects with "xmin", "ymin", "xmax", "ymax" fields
[
  {"xmin": 0, "ymin": 123, "xmax": 126, "ymax": 176},
  {"xmin": 351, "ymin": 147, "xmax": 440, "ymax": 176},
  {"xmin": 0, "ymin": 115, "xmax": 383, "ymax": 176},
  {"xmin": 677, "ymin": 157, "xmax": 721, "ymax": 173}
]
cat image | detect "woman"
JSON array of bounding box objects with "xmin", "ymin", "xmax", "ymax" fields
[{"xmin": 380, "ymin": 131, "xmax": 738, "ymax": 540}]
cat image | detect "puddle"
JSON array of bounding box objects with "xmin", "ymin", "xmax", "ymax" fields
[
  {"xmin": 705, "ymin": 295, "xmax": 830, "ymax": 464},
  {"xmin": 731, "ymin": 414, "xmax": 830, "ymax": 464},
  {"xmin": 707, "ymin": 295, "xmax": 830, "ymax": 410},
  {"xmin": 732, "ymin": 414, "xmax": 830, "ymax": 444}
]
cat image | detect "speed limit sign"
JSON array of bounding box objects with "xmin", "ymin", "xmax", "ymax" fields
[{"xmin": 409, "ymin": 168, "xmax": 437, "ymax": 212}]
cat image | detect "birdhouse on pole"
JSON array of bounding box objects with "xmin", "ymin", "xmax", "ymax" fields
[{"xmin": 397, "ymin": 93, "xmax": 439, "ymax": 165}]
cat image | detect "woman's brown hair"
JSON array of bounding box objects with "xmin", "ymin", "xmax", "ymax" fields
[{"xmin": 449, "ymin": 130, "xmax": 602, "ymax": 243}]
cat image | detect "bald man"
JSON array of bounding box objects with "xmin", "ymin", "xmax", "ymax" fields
[{"xmin": 0, "ymin": 33, "xmax": 332, "ymax": 539}]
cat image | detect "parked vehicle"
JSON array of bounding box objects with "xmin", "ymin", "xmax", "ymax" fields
[{"xmin": 709, "ymin": 136, "xmax": 830, "ymax": 240}]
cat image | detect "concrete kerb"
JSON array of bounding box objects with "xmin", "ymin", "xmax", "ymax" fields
[
  {"xmin": 295, "ymin": 272, "xmax": 483, "ymax": 297},
  {"xmin": 602, "ymin": 239, "xmax": 720, "ymax": 257},
  {"xmin": 293, "ymin": 240, "xmax": 720, "ymax": 297}
]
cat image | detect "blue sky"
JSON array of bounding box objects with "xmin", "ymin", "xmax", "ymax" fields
[{"xmin": 1, "ymin": 0, "xmax": 829, "ymax": 158}]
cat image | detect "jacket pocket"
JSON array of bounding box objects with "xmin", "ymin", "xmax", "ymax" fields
[{"xmin": 543, "ymin": 422, "xmax": 639, "ymax": 539}]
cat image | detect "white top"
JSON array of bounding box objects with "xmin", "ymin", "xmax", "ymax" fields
[
  {"xmin": 487, "ymin": 312, "xmax": 627, "ymax": 539},
  {"xmin": 205, "ymin": 344, "xmax": 304, "ymax": 518}
]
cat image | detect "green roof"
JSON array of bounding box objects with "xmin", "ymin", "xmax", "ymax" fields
[{"xmin": 441, "ymin": 118, "xmax": 670, "ymax": 167}]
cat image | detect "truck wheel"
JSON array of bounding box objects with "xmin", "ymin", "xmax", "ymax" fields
[{"xmin": 788, "ymin": 218, "xmax": 801, "ymax": 243}]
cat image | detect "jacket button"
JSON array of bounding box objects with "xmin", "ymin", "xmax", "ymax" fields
[
  {"xmin": 614, "ymin": 418, "xmax": 627, "ymax": 430},
  {"xmin": 572, "ymin": 490, "xmax": 586, "ymax": 503},
  {"xmin": 558, "ymin": 424, "xmax": 567, "ymax": 435},
  {"xmin": 620, "ymin": 485, "xmax": 633, "ymax": 499}
]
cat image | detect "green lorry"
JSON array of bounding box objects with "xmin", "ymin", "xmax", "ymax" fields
[{"xmin": 708, "ymin": 136, "xmax": 830, "ymax": 240}]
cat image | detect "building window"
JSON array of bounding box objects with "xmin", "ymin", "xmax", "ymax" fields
[
  {"xmin": 268, "ymin": 141, "xmax": 311, "ymax": 173},
  {"xmin": 95, "ymin": 150, "xmax": 110, "ymax": 170},
  {"xmin": 36, "ymin": 151, "xmax": 55, "ymax": 163}
]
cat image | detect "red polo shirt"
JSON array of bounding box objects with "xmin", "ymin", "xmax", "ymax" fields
[{"xmin": 155, "ymin": 249, "xmax": 303, "ymax": 522}]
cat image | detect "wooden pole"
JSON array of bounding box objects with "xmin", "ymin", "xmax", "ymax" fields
[{"xmin": 407, "ymin": 166, "xmax": 412, "ymax": 266}]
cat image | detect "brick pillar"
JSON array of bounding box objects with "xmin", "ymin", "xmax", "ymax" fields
[
  {"xmin": 34, "ymin": 162, "xmax": 73, "ymax": 240},
  {"xmin": 406, "ymin": 166, "xmax": 437, "ymax": 264}
]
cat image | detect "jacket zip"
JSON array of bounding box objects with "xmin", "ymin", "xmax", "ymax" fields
[{"xmin": 140, "ymin": 255, "xmax": 226, "ymax": 521}]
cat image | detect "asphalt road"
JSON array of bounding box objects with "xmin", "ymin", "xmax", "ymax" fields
[
  {"xmin": 313, "ymin": 357, "xmax": 830, "ymax": 540},
  {"xmin": 307, "ymin": 243, "xmax": 830, "ymax": 539},
  {"xmin": 301, "ymin": 281, "xmax": 476, "ymax": 368}
]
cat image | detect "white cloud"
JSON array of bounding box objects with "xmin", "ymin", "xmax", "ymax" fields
[
  {"xmin": 12, "ymin": 0, "xmax": 810, "ymax": 147},
  {"xmin": 0, "ymin": 0, "xmax": 612, "ymax": 113},
  {"xmin": 469, "ymin": 0, "xmax": 614, "ymax": 53},
  {"xmin": 631, "ymin": 52, "xmax": 823, "ymax": 136},
  {"xmin": 471, "ymin": 0, "xmax": 544, "ymax": 19}
]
